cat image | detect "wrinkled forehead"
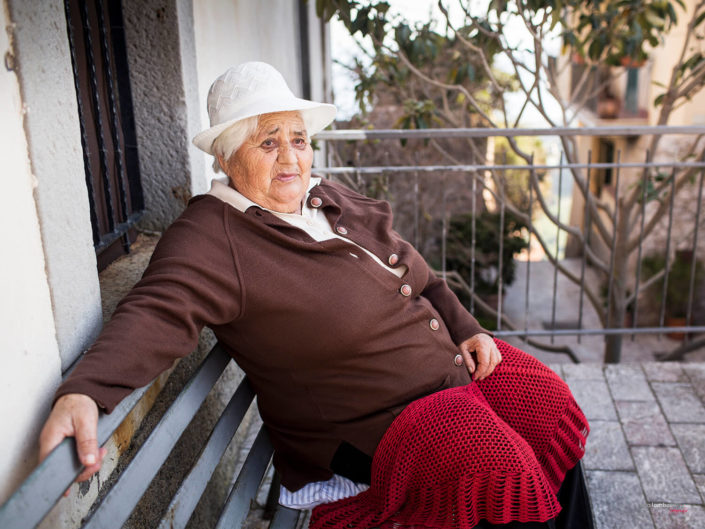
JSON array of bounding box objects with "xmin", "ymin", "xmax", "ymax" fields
[{"xmin": 253, "ymin": 111, "xmax": 306, "ymax": 137}]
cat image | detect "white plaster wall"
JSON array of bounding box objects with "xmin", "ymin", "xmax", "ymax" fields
[
  {"xmin": 648, "ymin": 0, "xmax": 705, "ymax": 125},
  {"xmin": 192, "ymin": 0, "xmax": 306, "ymax": 185},
  {"xmin": 119, "ymin": 0, "xmax": 205, "ymax": 230},
  {"xmin": 304, "ymin": 0, "xmax": 335, "ymax": 170},
  {"xmin": 7, "ymin": 0, "xmax": 102, "ymax": 371},
  {"xmin": 177, "ymin": 0, "xmax": 207, "ymax": 197},
  {"xmin": 305, "ymin": 1, "xmax": 331, "ymax": 107},
  {"xmin": 0, "ymin": 1, "xmax": 63, "ymax": 504}
]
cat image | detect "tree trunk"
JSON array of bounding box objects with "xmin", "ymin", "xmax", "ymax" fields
[{"xmin": 603, "ymin": 200, "xmax": 630, "ymax": 363}]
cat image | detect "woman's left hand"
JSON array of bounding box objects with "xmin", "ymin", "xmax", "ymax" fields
[{"xmin": 458, "ymin": 334, "xmax": 502, "ymax": 381}]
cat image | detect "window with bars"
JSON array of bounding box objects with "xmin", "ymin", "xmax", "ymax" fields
[{"xmin": 64, "ymin": 0, "xmax": 143, "ymax": 271}]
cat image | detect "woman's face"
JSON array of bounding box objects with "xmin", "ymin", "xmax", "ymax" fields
[{"xmin": 221, "ymin": 111, "xmax": 313, "ymax": 214}]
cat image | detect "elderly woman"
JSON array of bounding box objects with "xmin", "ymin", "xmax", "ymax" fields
[{"xmin": 40, "ymin": 62, "xmax": 590, "ymax": 529}]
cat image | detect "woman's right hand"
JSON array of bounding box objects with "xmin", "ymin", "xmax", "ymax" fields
[{"xmin": 39, "ymin": 393, "xmax": 106, "ymax": 488}]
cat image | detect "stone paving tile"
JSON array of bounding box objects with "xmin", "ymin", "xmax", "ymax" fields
[
  {"xmin": 683, "ymin": 364, "xmax": 705, "ymax": 404},
  {"xmin": 671, "ymin": 424, "xmax": 705, "ymax": 473},
  {"xmin": 650, "ymin": 504, "xmax": 705, "ymax": 529},
  {"xmin": 586, "ymin": 470, "xmax": 654, "ymax": 529},
  {"xmin": 568, "ymin": 379, "xmax": 618, "ymax": 421},
  {"xmin": 605, "ymin": 364, "xmax": 655, "ymax": 401},
  {"xmin": 562, "ymin": 363, "xmax": 605, "ymax": 381},
  {"xmin": 642, "ymin": 362, "xmax": 688, "ymax": 382},
  {"xmin": 615, "ymin": 401, "xmax": 675, "ymax": 446},
  {"xmin": 632, "ymin": 447, "xmax": 701, "ymax": 504},
  {"xmin": 583, "ymin": 420, "xmax": 634, "ymax": 471},
  {"xmin": 545, "ymin": 363, "xmax": 564, "ymax": 379},
  {"xmin": 694, "ymin": 474, "xmax": 705, "ymax": 502},
  {"xmin": 652, "ymin": 383, "xmax": 705, "ymax": 423}
]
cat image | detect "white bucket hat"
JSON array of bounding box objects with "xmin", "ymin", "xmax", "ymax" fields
[{"xmin": 192, "ymin": 62, "xmax": 337, "ymax": 155}]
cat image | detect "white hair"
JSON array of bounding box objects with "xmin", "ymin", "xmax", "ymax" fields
[{"xmin": 211, "ymin": 115, "xmax": 260, "ymax": 173}]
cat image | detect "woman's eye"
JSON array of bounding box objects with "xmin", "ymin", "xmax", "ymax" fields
[
  {"xmin": 261, "ymin": 139, "xmax": 276, "ymax": 148},
  {"xmin": 293, "ymin": 138, "xmax": 307, "ymax": 147}
]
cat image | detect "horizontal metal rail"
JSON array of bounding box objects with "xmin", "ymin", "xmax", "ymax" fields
[
  {"xmin": 82, "ymin": 346, "xmax": 231, "ymax": 529},
  {"xmin": 315, "ymin": 124, "xmax": 705, "ymax": 140},
  {"xmin": 95, "ymin": 210, "xmax": 143, "ymax": 254},
  {"xmin": 316, "ymin": 160, "xmax": 705, "ymax": 175},
  {"xmin": 495, "ymin": 326, "xmax": 705, "ymax": 338},
  {"xmin": 0, "ymin": 384, "xmax": 151, "ymax": 529},
  {"xmin": 0, "ymin": 344, "xmax": 232, "ymax": 529},
  {"xmin": 156, "ymin": 377, "xmax": 257, "ymax": 529}
]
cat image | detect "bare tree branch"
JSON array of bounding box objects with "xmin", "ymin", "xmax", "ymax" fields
[{"xmin": 443, "ymin": 271, "xmax": 581, "ymax": 362}]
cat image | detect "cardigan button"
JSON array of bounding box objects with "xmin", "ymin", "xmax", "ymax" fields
[
  {"xmin": 429, "ymin": 318, "xmax": 440, "ymax": 331},
  {"xmin": 399, "ymin": 284, "xmax": 412, "ymax": 297},
  {"xmin": 388, "ymin": 253, "xmax": 399, "ymax": 266},
  {"xmin": 310, "ymin": 197, "xmax": 323, "ymax": 208},
  {"xmin": 336, "ymin": 226, "xmax": 348, "ymax": 235},
  {"xmin": 454, "ymin": 354, "xmax": 463, "ymax": 367}
]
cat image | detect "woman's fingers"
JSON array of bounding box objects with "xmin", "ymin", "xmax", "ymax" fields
[
  {"xmin": 474, "ymin": 342, "xmax": 493, "ymax": 380},
  {"xmin": 39, "ymin": 393, "xmax": 103, "ymax": 488},
  {"xmin": 72, "ymin": 403, "xmax": 100, "ymax": 468},
  {"xmin": 475, "ymin": 339, "xmax": 502, "ymax": 381},
  {"xmin": 459, "ymin": 346, "xmax": 476, "ymax": 375},
  {"xmin": 75, "ymin": 447, "xmax": 108, "ymax": 483},
  {"xmin": 458, "ymin": 334, "xmax": 502, "ymax": 381}
]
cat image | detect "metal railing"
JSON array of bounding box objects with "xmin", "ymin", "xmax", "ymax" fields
[
  {"xmin": 64, "ymin": 0, "xmax": 144, "ymax": 269},
  {"xmin": 316, "ymin": 125, "xmax": 705, "ymax": 362}
]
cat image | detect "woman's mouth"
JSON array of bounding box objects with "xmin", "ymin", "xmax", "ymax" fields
[{"xmin": 276, "ymin": 172, "xmax": 299, "ymax": 182}]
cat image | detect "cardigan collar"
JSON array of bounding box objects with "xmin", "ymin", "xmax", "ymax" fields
[{"xmin": 207, "ymin": 177, "xmax": 322, "ymax": 216}]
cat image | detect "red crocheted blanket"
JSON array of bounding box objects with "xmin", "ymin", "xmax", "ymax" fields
[{"xmin": 310, "ymin": 339, "xmax": 589, "ymax": 529}]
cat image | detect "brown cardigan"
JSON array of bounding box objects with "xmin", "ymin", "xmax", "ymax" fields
[{"xmin": 56, "ymin": 179, "xmax": 488, "ymax": 491}]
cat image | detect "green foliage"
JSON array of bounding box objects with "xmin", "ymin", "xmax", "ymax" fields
[
  {"xmin": 493, "ymin": 137, "xmax": 548, "ymax": 213},
  {"xmin": 632, "ymin": 171, "xmax": 670, "ymax": 203},
  {"xmin": 562, "ymin": 0, "xmax": 682, "ymax": 66},
  {"xmin": 315, "ymin": 0, "xmax": 696, "ymax": 113},
  {"xmin": 315, "ymin": 0, "xmax": 510, "ymax": 122},
  {"xmin": 394, "ymin": 99, "xmax": 442, "ymax": 145},
  {"xmin": 641, "ymin": 251, "xmax": 705, "ymax": 318},
  {"xmin": 445, "ymin": 211, "xmax": 529, "ymax": 298}
]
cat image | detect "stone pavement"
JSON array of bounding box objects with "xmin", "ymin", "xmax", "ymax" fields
[
  {"xmin": 500, "ymin": 259, "xmax": 705, "ymax": 528},
  {"xmin": 542, "ymin": 361, "xmax": 705, "ymax": 529},
  {"xmin": 501, "ymin": 259, "xmax": 705, "ymax": 365}
]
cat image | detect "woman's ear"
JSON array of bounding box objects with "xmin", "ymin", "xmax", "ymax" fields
[
  {"xmin": 216, "ymin": 153, "xmax": 234, "ymax": 175},
  {"xmin": 215, "ymin": 153, "xmax": 225, "ymax": 170}
]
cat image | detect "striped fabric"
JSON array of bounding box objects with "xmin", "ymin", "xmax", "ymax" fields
[{"xmin": 279, "ymin": 474, "xmax": 369, "ymax": 509}]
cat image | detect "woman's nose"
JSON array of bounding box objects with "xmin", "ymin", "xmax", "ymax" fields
[{"xmin": 277, "ymin": 144, "xmax": 297, "ymax": 163}]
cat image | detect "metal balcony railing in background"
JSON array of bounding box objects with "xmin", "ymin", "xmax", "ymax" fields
[{"xmin": 316, "ymin": 125, "xmax": 705, "ymax": 363}]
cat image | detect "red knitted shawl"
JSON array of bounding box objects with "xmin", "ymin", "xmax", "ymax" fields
[{"xmin": 310, "ymin": 339, "xmax": 589, "ymax": 528}]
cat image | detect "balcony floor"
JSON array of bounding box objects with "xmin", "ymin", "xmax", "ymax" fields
[
  {"xmin": 546, "ymin": 361, "xmax": 705, "ymax": 529},
  {"xmin": 501, "ymin": 259, "xmax": 705, "ymax": 528}
]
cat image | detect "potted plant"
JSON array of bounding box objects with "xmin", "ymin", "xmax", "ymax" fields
[
  {"xmin": 641, "ymin": 251, "xmax": 705, "ymax": 339},
  {"xmin": 597, "ymin": 88, "xmax": 621, "ymax": 119},
  {"xmin": 445, "ymin": 211, "xmax": 528, "ymax": 328}
]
